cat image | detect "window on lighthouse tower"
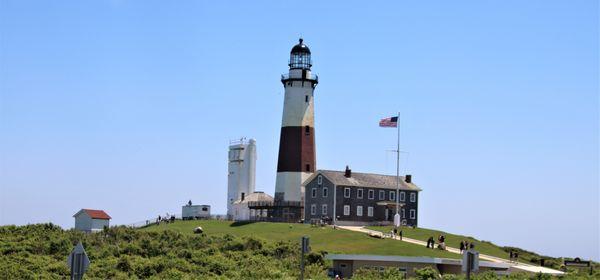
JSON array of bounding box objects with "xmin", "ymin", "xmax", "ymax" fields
[{"xmin": 305, "ymin": 125, "xmax": 310, "ymax": 135}]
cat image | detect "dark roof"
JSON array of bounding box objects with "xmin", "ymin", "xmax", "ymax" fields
[
  {"xmin": 291, "ymin": 38, "xmax": 311, "ymax": 54},
  {"xmin": 313, "ymin": 170, "xmax": 421, "ymax": 191},
  {"xmin": 74, "ymin": 209, "xmax": 111, "ymax": 220}
]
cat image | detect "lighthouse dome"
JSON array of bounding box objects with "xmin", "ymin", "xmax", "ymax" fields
[
  {"xmin": 291, "ymin": 38, "xmax": 311, "ymax": 54},
  {"xmin": 289, "ymin": 38, "xmax": 312, "ymax": 69}
]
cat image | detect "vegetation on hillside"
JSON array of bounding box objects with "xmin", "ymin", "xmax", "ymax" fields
[
  {"xmin": 1, "ymin": 223, "xmax": 597, "ymax": 279},
  {"xmin": 0, "ymin": 223, "xmax": 328, "ymax": 279}
]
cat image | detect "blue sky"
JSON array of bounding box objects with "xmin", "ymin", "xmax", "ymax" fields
[{"xmin": 1, "ymin": 1, "xmax": 598, "ymax": 260}]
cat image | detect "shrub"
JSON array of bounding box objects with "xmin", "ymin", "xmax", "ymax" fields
[
  {"xmin": 116, "ymin": 256, "xmax": 132, "ymax": 272},
  {"xmin": 414, "ymin": 266, "xmax": 439, "ymax": 280},
  {"xmin": 353, "ymin": 266, "xmax": 406, "ymax": 280}
]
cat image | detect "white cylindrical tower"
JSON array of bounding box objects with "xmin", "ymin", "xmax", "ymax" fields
[
  {"xmin": 246, "ymin": 139, "xmax": 257, "ymax": 194},
  {"xmin": 227, "ymin": 138, "xmax": 257, "ymax": 218},
  {"xmin": 274, "ymin": 38, "xmax": 318, "ymax": 208}
]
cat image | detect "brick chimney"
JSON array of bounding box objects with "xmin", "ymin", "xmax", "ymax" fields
[
  {"xmin": 344, "ymin": 165, "xmax": 352, "ymax": 178},
  {"xmin": 405, "ymin": 175, "xmax": 412, "ymax": 183}
]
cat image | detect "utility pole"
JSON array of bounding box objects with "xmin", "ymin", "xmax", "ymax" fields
[{"xmin": 300, "ymin": 236, "xmax": 310, "ymax": 280}]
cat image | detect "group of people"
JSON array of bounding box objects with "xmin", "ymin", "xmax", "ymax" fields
[
  {"xmin": 156, "ymin": 213, "xmax": 176, "ymax": 225},
  {"xmin": 509, "ymin": 251, "xmax": 519, "ymax": 262},
  {"xmin": 390, "ymin": 227, "xmax": 403, "ymax": 240},
  {"xmin": 459, "ymin": 240, "xmax": 475, "ymax": 253},
  {"xmin": 426, "ymin": 235, "xmax": 446, "ymax": 250}
]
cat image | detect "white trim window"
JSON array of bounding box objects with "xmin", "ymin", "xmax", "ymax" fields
[
  {"xmin": 401, "ymin": 208, "xmax": 405, "ymax": 218},
  {"xmin": 343, "ymin": 205, "xmax": 350, "ymax": 216},
  {"xmin": 357, "ymin": 189, "xmax": 363, "ymax": 199},
  {"xmin": 410, "ymin": 192, "xmax": 416, "ymax": 202},
  {"xmin": 368, "ymin": 189, "xmax": 374, "ymax": 199},
  {"xmin": 317, "ymin": 175, "xmax": 323, "ymax": 185},
  {"xmin": 400, "ymin": 191, "xmax": 405, "ymax": 202},
  {"xmin": 311, "ymin": 188, "xmax": 317, "ymax": 198},
  {"xmin": 410, "ymin": 209, "xmax": 416, "ymax": 219},
  {"xmin": 310, "ymin": 204, "xmax": 316, "ymax": 215},
  {"xmin": 389, "ymin": 191, "xmax": 396, "ymax": 202},
  {"xmin": 322, "ymin": 204, "xmax": 327, "ymax": 215},
  {"xmin": 379, "ymin": 190, "xmax": 385, "ymax": 200},
  {"xmin": 344, "ymin": 188, "xmax": 351, "ymax": 198},
  {"xmin": 323, "ymin": 187, "xmax": 328, "ymax": 198},
  {"xmin": 357, "ymin": 206, "xmax": 363, "ymax": 217},
  {"xmin": 367, "ymin": 206, "xmax": 374, "ymax": 217}
]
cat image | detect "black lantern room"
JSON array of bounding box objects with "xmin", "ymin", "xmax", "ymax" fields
[{"xmin": 289, "ymin": 38, "xmax": 312, "ymax": 70}]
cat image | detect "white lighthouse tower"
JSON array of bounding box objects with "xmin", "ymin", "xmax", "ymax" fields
[
  {"xmin": 273, "ymin": 39, "xmax": 318, "ymax": 221},
  {"xmin": 227, "ymin": 138, "xmax": 257, "ymax": 219}
]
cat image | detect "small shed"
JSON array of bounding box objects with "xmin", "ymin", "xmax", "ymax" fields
[
  {"xmin": 182, "ymin": 204, "xmax": 211, "ymax": 220},
  {"xmin": 73, "ymin": 209, "xmax": 111, "ymax": 232}
]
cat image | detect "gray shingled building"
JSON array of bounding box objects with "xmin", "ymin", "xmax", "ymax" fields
[{"xmin": 303, "ymin": 167, "xmax": 421, "ymax": 226}]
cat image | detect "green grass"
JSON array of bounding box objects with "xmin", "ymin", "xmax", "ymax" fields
[
  {"xmin": 142, "ymin": 220, "xmax": 459, "ymax": 259},
  {"xmin": 365, "ymin": 225, "xmax": 527, "ymax": 263}
]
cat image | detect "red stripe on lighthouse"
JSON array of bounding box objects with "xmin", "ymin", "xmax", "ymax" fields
[{"xmin": 276, "ymin": 126, "xmax": 315, "ymax": 172}]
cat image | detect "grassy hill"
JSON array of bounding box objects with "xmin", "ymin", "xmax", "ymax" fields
[
  {"xmin": 142, "ymin": 220, "xmax": 457, "ymax": 259},
  {"xmin": 365, "ymin": 225, "xmax": 561, "ymax": 268},
  {"xmin": 365, "ymin": 226, "xmax": 518, "ymax": 260}
]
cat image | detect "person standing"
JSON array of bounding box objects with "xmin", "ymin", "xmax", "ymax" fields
[
  {"xmin": 398, "ymin": 229, "xmax": 403, "ymax": 241},
  {"xmin": 459, "ymin": 241, "xmax": 465, "ymax": 253}
]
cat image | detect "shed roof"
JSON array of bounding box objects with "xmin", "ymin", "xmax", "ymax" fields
[
  {"xmin": 307, "ymin": 170, "xmax": 421, "ymax": 191},
  {"xmin": 325, "ymin": 254, "xmax": 510, "ymax": 269},
  {"xmin": 74, "ymin": 209, "xmax": 111, "ymax": 220},
  {"xmin": 233, "ymin": 191, "xmax": 274, "ymax": 204}
]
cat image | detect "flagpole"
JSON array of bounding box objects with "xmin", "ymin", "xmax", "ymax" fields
[{"xmin": 396, "ymin": 112, "xmax": 400, "ymax": 217}]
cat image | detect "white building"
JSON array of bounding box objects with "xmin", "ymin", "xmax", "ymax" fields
[
  {"xmin": 231, "ymin": 191, "xmax": 273, "ymax": 221},
  {"xmin": 73, "ymin": 209, "xmax": 111, "ymax": 232},
  {"xmin": 227, "ymin": 138, "xmax": 257, "ymax": 218},
  {"xmin": 182, "ymin": 204, "xmax": 211, "ymax": 220}
]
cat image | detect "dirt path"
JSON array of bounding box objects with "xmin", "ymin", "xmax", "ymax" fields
[{"xmin": 338, "ymin": 225, "xmax": 564, "ymax": 275}]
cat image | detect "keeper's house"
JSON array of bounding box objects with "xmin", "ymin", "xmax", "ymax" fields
[{"xmin": 303, "ymin": 167, "xmax": 421, "ymax": 226}]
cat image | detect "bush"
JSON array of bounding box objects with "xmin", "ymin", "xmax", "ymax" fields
[
  {"xmin": 353, "ymin": 266, "xmax": 406, "ymax": 280},
  {"xmin": 116, "ymin": 256, "xmax": 131, "ymax": 272},
  {"xmin": 414, "ymin": 266, "xmax": 439, "ymax": 280}
]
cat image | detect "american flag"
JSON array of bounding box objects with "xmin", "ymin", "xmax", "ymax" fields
[{"xmin": 379, "ymin": 116, "xmax": 398, "ymax": 127}]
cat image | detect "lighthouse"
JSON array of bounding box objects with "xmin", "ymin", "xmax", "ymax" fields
[{"xmin": 273, "ymin": 38, "xmax": 318, "ymax": 221}]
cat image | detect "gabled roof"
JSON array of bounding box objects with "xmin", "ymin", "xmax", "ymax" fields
[
  {"xmin": 305, "ymin": 170, "xmax": 421, "ymax": 191},
  {"xmin": 74, "ymin": 209, "xmax": 111, "ymax": 220}
]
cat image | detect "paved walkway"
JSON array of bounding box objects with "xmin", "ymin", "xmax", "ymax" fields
[{"xmin": 337, "ymin": 226, "xmax": 564, "ymax": 275}]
